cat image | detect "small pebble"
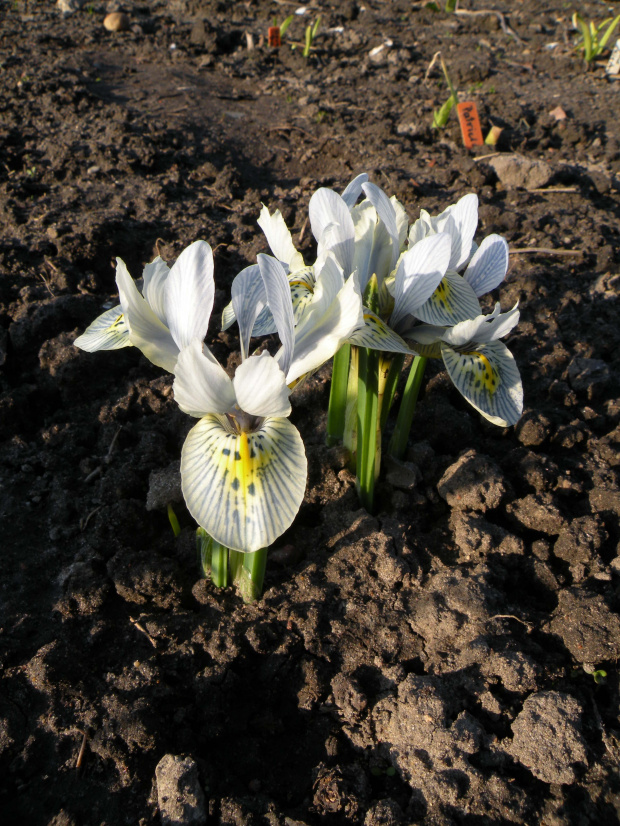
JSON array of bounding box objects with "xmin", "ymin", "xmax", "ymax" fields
[{"xmin": 103, "ymin": 12, "xmax": 130, "ymax": 32}]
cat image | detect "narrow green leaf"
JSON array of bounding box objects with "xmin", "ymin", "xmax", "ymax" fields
[
  {"xmin": 327, "ymin": 343, "xmax": 351, "ymax": 445},
  {"xmin": 599, "ymin": 15, "xmax": 620, "ymax": 51},
  {"xmin": 167, "ymin": 504, "xmax": 181, "ymax": 537},
  {"xmin": 380, "ymin": 354, "xmax": 405, "ymax": 431},
  {"xmin": 210, "ymin": 541, "xmax": 229, "ymax": 588},
  {"xmin": 357, "ymin": 346, "xmax": 380, "ymax": 513},
  {"xmin": 389, "ymin": 356, "xmax": 427, "ymax": 460},
  {"xmin": 196, "ymin": 527, "xmax": 212, "ymax": 577},
  {"xmin": 280, "ymin": 14, "xmax": 294, "ymax": 37},
  {"xmin": 235, "ymin": 547, "xmax": 268, "ymax": 603}
]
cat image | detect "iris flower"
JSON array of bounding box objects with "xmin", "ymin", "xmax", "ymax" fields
[
  {"xmin": 174, "ymin": 248, "xmax": 363, "ymax": 553},
  {"xmin": 74, "ymin": 241, "xmax": 214, "ymax": 372},
  {"xmin": 311, "ymin": 181, "xmax": 522, "ymax": 426}
]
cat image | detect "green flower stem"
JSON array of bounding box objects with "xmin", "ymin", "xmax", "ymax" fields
[
  {"xmin": 388, "ymin": 356, "xmax": 427, "ymax": 460},
  {"xmin": 236, "ymin": 547, "xmax": 268, "ymax": 604},
  {"xmin": 210, "ymin": 541, "xmax": 229, "ymax": 588},
  {"xmin": 379, "ymin": 353, "xmax": 404, "ymax": 432},
  {"xmin": 228, "ymin": 549, "xmax": 244, "ymax": 585},
  {"xmin": 356, "ymin": 345, "xmax": 380, "ymax": 513},
  {"xmin": 373, "ymin": 352, "xmax": 393, "ymax": 487},
  {"xmin": 326, "ymin": 343, "xmax": 351, "ymax": 446},
  {"xmin": 343, "ymin": 345, "xmax": 359, "ymax": 463}
]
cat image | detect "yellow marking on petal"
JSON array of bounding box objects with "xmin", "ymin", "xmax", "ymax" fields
[
  {"xmin": 462, "ymin": 350, "xmax": 500, "ymax": 395},
  {"xmin": 239, "ymin": 430, "xmax": 252, "ymax": 495},
  {"xmin": 290, "ymin": 280, "xmax": 314, "ymax": 292},
  {"xmin": 432, "ymin": 278, "xmax": 453, "ymax": 310},
  {"xmin": 107, "ymin": 313, "xmax": 125, "ymax": 330}
]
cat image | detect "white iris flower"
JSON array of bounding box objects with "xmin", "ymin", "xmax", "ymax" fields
[
  {"xmin": 174, "ymin": 247, "xmax": 363, "ymax": 553},
  {"xmin": 74, "ymin": 241, "xmax": 214, "ymax": 373}
]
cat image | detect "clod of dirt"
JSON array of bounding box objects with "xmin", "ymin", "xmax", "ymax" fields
[
  {"xmin": 553, "ymin": 516, "xmax": 607, "ymax": 566},
  {"xmin": 146, "ymin": 461, "xmax": 183, "ymax": 510},
  {"xmin": 56, "ymin": 0, "xmax": 83, "ymax": 14},
  {"xmin": 506, "ymin": 493, "xmax": 565, "ymax": 535},
  {"xmin": 515, "ymin": 411, "xmax": 552, "ymax": 447},
  {"xmin": 567, "ymin": 357, "xmax": 611, "ymax": 400},
  {"xmin": 504, "ymin": 691, "xmax": 587, "ymax": 785},
  {"xmin": 437, "ymin": 449, "xmax": 508, "ymax": 512},
  {"xmin": 548, "ymin": 588, "xmax": 620, "ymax": 662},
  {"xmin": 155, "ymin": 754, "xmax": 206, "ymax": 826},
  {"xmin": 364, "ymin": 798, "xmax": 404, "ymax": 826},
  {"xmin": 384, "ymin": 455, "xmax": 422, "ymax": 491},
  {"xmin": 487, "ymin": 154, "xmax": 553, "ymax": 190},
  {"xmin": 312, "ymin": 763, "xmax": 369, "ymax": 819},
  {"xmin": 104, "ymin": 12, "xmax": 131, "ymax": 33},
  {"xmin": 449, "ymin": 511, "xmax": 524, "ymax": 563},
  {"xmin": 373, "ymin": 674, "xmax": 487, "ymax": 814}
]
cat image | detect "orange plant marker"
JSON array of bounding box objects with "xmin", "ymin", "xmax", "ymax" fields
[
  {"xmin": 457, "ymin": 101, "xmax": 484, "ymax": 149},
  {"xmin": 268, "ymin": 26, "xmax": 281, "ymax": 48}
]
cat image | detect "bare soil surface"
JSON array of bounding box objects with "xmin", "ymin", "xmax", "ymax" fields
[{"xmin": 1, "ymin": 1, "xmax": 620, "ymax": 824}]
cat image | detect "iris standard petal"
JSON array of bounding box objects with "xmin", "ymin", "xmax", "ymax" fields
[
  {"xmin": 390, "ymin": 232, "xmax": 452, "ymax": 329},
  {"xmin": 441, "ymin": 339, "xmax": 523, "ymax": 426},
  {"xmin": 435, "ymin": 193, "xmax": 479, "ymax": 271},
  {"xmin": 361, "ymin": 182, "xmax": 400, "ymax": 273},
  {"xmin": 116, "ymin": 257, "xmax": 179, "ymax": 372},
  {"xmin": 257, "ymin": 205, "xmax": 305, "ymax": 272},
  {"xmin": 233, "ymin": 353, "xmax": 291, "ymax": 418},
  {"xmin": 351, "ymin": 200, "xmax": 376, "ymax": 292},
  {"xmin": 141, "ymin": 257, "xmax": 170, "ymax": 325},
  {"xmin": 257, "ymin": 254, "xmax": 296, "ymax": 378},
  {"xmin": 308, "ymin": 187, "xmax": 355, "ymax": 276},
  {"xmin": 463, "ymin": 234, "xmax": 509, "ymax": 297},
  {"xmin": 286, "ymin": 269, "xmax": 364, "ymax": 385},
  {"xmin": 165, "ymin": 240, "xmax": 215, "ymax": 352},
  {"xmin": 444, "ymin": 303, "xmax": 519, "ymax": 347},
  {"xmin": 173, "ymin": 338, "xmax": 236, "ymax": 418},
  {"xmin": 341, "ymin": 172, "xmax": 369, "ymax": 209},
  {"xmin": 231, "ymin": 264, "xmax": 266, "ymax": 360},
  {"xmin": 74, "ymin": 305, "xmax": 133, "ymax": 352},
  {"xmin": 181, "ymin": 414, "xmax": 307, "ymax": 553}
]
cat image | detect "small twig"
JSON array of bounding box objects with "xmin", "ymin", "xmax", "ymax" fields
[
  {"xmin": 509, "ymin": 247, "xmax": 583, "ymax": 256},
  {"xmin": 80, "ymin": 506, "xmax": 102, "ymax": 531},
  {"xmin": 489, "ymin": 613, "xmax": 534, "ymax": 632},
  {"xmin": 38, "ymin": 271, "xmax": 55, "ymax": 298},
  {"xmin": 530, "ymin": 187, "xmax": 578, "ymax": 193},
  {"xmin": 44, "ymin": 256, "xmax": 59, "ymax": 273},
  {"xmin": 129, "ymin": 616, "xmax": 158, "ymax": 648},
  {"xmin": 473, "ymin": 152, "xmax": 502, "ymax": 162},
  {"xmin": 455, "ymin": 9, "xmax": 524, "ymax": 44},
  {"xmin": 298, "ymin": 217, "xmax": 308, "ymax": 244},
  {"xmin": 83, "ymin": 466, "xmax": 101, "ymax": 484},
  {"xmin": 75, "ymin": 729, "xmax": 88, "ymax": 769},
  {"xmin": 104, "ymin": 426, "xmax": 122, "ymax": 464}
]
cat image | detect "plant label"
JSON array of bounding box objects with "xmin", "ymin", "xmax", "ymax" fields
[
  {"xmin": 457, "ymin": 101, "xmax": 484, "ymax": 149},
  {"xmin": 268, "ymin": 26, "xmax": 281, "ymax": 48},
  {"xmin": 606, "ymin": 39, "xmax": 620, "ymax": 76}
]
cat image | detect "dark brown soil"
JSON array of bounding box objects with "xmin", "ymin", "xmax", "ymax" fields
[{"xmin": 1, "ymin": 1, "xmax": 620, "ymax": 824}]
